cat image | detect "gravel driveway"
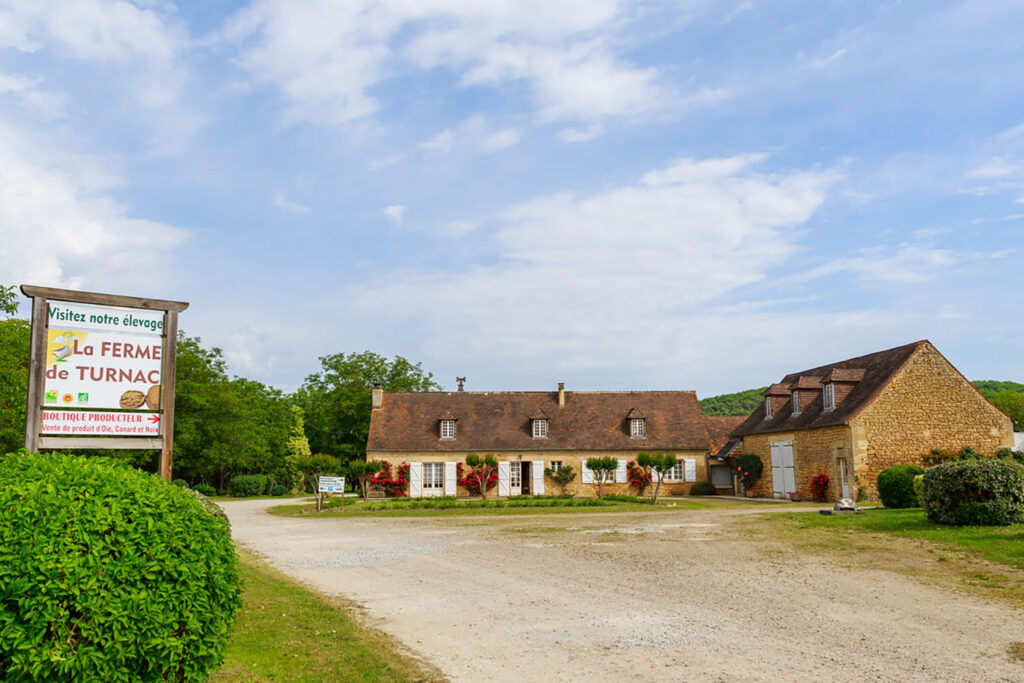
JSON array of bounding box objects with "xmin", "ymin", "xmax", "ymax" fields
[{"xmin": 223, "ymin": 499, "xmax": 1024, "ymax": 682}]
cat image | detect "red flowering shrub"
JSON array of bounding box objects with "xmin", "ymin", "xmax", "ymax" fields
[
  {"xmin": 368, "ymin": 460, "xmax": 409, "ymax": 497},
  {"xmin": 456, "ymin": 462, "xmax": 497, "ymax": 496},
  {"xmin": 811, "ymin": 473, "xmax": 830, "ymax": 502},
  {"xmin": 626, "ymin": 461, "xmax": 650, "ymax": 494}
]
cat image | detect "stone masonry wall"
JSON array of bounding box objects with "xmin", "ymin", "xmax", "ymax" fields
[
  {"xmin": 366, "ymin": 449, "xmax": 709, "ymax": 497},
  {"xmin": 739, "ymin": 426, "xmax": 852, "ymax": 501},
  {"xmin": 852, "ymin": 343, "xmax": 1015, "ymax": 495}
]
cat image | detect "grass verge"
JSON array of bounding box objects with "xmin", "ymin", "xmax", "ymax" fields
[
  {"xmin": 212, "ymin": 549, "xmax": 443, "ymax": 682},
  {"xmin": 751, "ymin": 507, "xmax": 1024, "ymax": 607},
  {"xmin": 265, "ymin": 496, "xmax": 740, "ymax": 518}
]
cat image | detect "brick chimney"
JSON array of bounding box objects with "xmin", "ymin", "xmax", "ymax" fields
[
  {"xmin": 558, "ymin": 382, "xmax": 565, "ymax": 407},
  {"xmin": 371, "ymin": 383, "xmax": 383, "ymax": 411}
]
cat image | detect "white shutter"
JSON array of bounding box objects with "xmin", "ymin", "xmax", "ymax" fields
[
  {"xmin": 532, "ymin": 460, "xmax": 544, "ymax": 495},
  {"xmin": 615, "ymin": 459, "xmax": 627, "ymax": 483},
  {"xmin": 684, "ymin": 459, "xmax": 697, "ymax": 482},
  {"xmin": 410, "ymin": 462, "xmax": 422, "ymax": 497},
  {"xmin": 581, "ymin": 459, "xmax": 594, "ymax": 484},
  {"xmin": 444, "ymin": 461, "xmax": 456, "ymax": 496},
  {"xmin": 650, "ymin": 467, "xmax": 660, "ymax": 483},
  {"xmin": 498, "ymin": 461, "xmax": 510, "ymax": 496}
]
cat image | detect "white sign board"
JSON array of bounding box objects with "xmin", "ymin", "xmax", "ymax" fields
[
  {"xmin": 318, "ymin": 476, "xmax": 345, "ymax": 493},
  {"xmin": 41, "ymin": 410, "xmax": 161, "ymax": 436},
  {"xmin": 44, "ymin": 301, "xmax": 163, "ymax": 411}
]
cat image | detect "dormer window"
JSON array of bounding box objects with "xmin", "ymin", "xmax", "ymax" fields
[
  {"xmin": 440, "ymin": 419, "xmax": 456, "ymax": 439},
  {"xmin": 823, "ymin": 383, "xmax": 835, "ymax": 412},
  {"xmin": 532, "ymin": 418, "xmax": 548, "ymax": 438},
  {"xmin": 630, "ymin": 418, "xmax": 646, "ymax": 438},
  {"xmin": 764, "ymin": 397, "xmax": 773, "ymax": 420},
  {"xmin": 791, "ymin": 391, "xmax": 800, "ymax": 416}
]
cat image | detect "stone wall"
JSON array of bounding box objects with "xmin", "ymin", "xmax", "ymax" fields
[
  {"xmin": 366, "ymin": 449, "xmax": 709, "ymax": 497},
  {"xmin": 738, "ymin": 426, "xmax": 852, "ymax": 501},
  {"xmin": 851, "ymin": 343, "xmax": 1015, "ymax": 494}
]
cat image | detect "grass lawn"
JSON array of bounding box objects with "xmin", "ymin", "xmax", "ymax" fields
[
  {"xmin": 755, "ymin": 507, "xmax": 1024, "ymax": 606},
  {"xmin": 212, "ymin": 549, "xmax": 442, "ymax": 682},
  {"xmin": 264, "ymin": 495, "xmax": 752, "ymax": 518}
]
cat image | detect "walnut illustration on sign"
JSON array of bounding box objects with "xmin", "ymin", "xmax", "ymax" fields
[
  {"xmin": 119, "ymin": 390, "xmax": 146, "ymax": 409},
  {"xmin": 146, "ymin": 385, "xmax": 160, "ymax": 410}
]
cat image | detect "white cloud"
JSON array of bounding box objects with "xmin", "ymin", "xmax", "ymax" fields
[
  {"xmin": 812, "ymin": 47, "xmax": 848, "ymax": 69},
  {"xmin": 223, "ymin": 0, "xmax": 687, "ymax": 131},
  {"xmin": 419, "ymin": 115, "xmax": 521, "ymax": 154},
  {"xmin": 0, "ymin": 123, "xmax": 189, "ymax": 292},
  {"xmin": 368, "ymin": 153, "xmax": 403, "ymax": 170},
  {"xmin": 0, "ymin": 71, "xmax": 67, "ymax": 119},
  {"xmin": 383, "ymin": 204, "xmax": 407, "ymax": 224},
  {"xmin": 795, "ymin": 244, "xmax": 963, "ymax": 285},
  {"xmin": 967, "ymin": 157, "xmax": 1020, "ymax": 179},
  {"xmin": 272, "ymin": 193, "xmax": 311, "ymax": 213},
  {"xmin": 347, "ymin": 154, "xmax": 841, "ymax": 376},
  {"xmin": 558, "ymin": 124, "xmax": 603, "ymax": 143}
]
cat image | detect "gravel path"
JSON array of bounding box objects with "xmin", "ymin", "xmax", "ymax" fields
[{"xmin": 223, "ymin": 500, "xmax": 1024, "ymax": 682}]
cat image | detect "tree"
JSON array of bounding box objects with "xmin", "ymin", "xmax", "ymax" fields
[
  {"xmin": 295, "ymin": 453, "xmax": 342, "ymax": 511},
  {"xmin": 295, "ymin": 351, "xmax": 441, "ymax": 464},
  {"xmin": 347, "ymin": 460, "xmax": 381, "ymax": 501},
  {"xmin": 0, "ymin": 318, "xmax": 30, "ymax": 453},
  {"xmin": 990, "ymin": 390, "xmax": 1024, "ymax": 431},
  {"xmin": 0, "ymin": 285, "xmax": 17, "ymax": 316},
  {"xmin": 586, "ymin": 456, "xmax": 618, "ymax": 498},
  {"xmin": 699, "ymin": 387, "xmax": 769, "ymax": 416},
  {"xmin": 545, "ymin": 464, "xmax": 576, "ymax": 496},
  {"xmin": 465, "ymin": 453, "xmax": 498, "ymax": 499},
  {"xmin": 283, "ymin": 405, "xmax": 312, "ymax": 492},
  {"xmin": 637, "ymin": 452, "xmax": 677, "ymax": 504}
]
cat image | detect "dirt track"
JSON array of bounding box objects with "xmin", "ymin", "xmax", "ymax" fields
[{"xmin": 223, "ymin": 500, "xmax": 1024, "ymax": 682}]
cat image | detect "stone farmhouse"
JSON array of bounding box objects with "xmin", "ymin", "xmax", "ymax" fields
[
  {"xmin": 366, "ymin": 384, "xmax": 710, "ymax": 497},
  {"xmin": 730, "ymin": 340, "xmax": 1015, "ymax": 501}
]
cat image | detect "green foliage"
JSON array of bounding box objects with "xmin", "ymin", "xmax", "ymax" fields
[
  {"xmin": 229, "ymin": 474, "xmax": 268, "ymax": 497},
  {"xmin": 361, "ymin": 497, "xmax": 617, "ymax": 510},
  {"xmin": 690, "ymin": 480, "xmax": 718, "ymax": 495},
  {"xmin": 0, "ymin": 317, "xmax": 30, "ymax": 453},
  {"xmin": 270, "ymin": 484, "xmax": 288, "ymax": 496},
  {"xmin": 877, "ymin": 464, "xmax": 925, "ymax": 508},
  {"xmin": 699, "ymin": 387, "xmax": 768, "ymax": 416},
  {"xmin": 0, "ymin": 452, "xmax": 240, "ymax": 681},
  {"xmin": 0, "ymin": 284, "xmax": 17, "ymax": 315},
  {"xmin": 294, "ymin": 453, "xmax": 342, "ymax": 494},
  {"xmin": 295, "ymin": 351, "xmax": 441, "ymax": 463},
  {"xmin": 734, "ymin": 454, "xmax": 764, "ymax": 489},
  {"xmin": 172, "ymin": 334, "xmax": 293, "ymax": 489},
  {"xmin": 194, "ymin": 483, "xmax": 217, "ymax": 497},
  {"xmin": 913, "ymin": 474, "xmax": 924, "ymax": 505},
  {"xmin": 973, "ymin": 380, "xmax": 1024, "ymax": 430},
  {"xmin": 637, "ymin": 451, "xmax": 678, "ymax": 503},
  {"xmin": 172, "ymin": 478, "xmax": 189, "ymax": 487},
  {"xmin": 585, "ymin": 456, "xmax": 618, "ymax": 498},
  {"xmin": 347, "ymin": 460, "xmax": 381, "ymax": 500},
  {"xmin": 464, "ymin": 453, "xmax": 498, "ymax": 498},
  {"xmin": 922, "ymin": 459, "xmax": 1024, "ymax": 526},
  {"xmin": 545, "ymin": 464, "xmax": 577, "ymax": 496}
]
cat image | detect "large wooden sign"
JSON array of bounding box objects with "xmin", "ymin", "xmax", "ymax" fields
[{"xmin": 21, "ymin": 285, "xmax": 189, "ymax": 480}]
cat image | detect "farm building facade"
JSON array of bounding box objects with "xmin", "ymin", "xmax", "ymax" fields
[{"xmin": 366, "ymin": 384, "xmax": 711, "ymax": 497}]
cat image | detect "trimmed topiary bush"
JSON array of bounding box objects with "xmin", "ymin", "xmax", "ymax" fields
[
  {"xmin": 877, "ymin": 464, "xmax": 925, "ymax": 508},
  {"xmin": 229, "ymin": 473, "xmax": 267, "ymax": 497},
  {"xmin": 912, "ymin": 474, "xmax": 924, "ymax": 506},
  {"xmin": 0, "ymin": 453, "xmax": 240, "ymax": 681},
  {"xmin": 194, "ymin": 483, "xmax": 216, "ymax": 497},
  {"xmin": 270, "ymin": 484, "xmax": 288, "ymax": 496},
  {"xmin": 689, "ymin": 480, "xmax": 717, "ymax": 496},
  {"xmin": 922, "ymin": 458, "xmax": 1024, "ymax": 526},
  {"xmin": 734, "ymin": 454, "xmax": 763, "ymax": 490},
  {"xmin": 172, "ymin": 478, "xmax": 189, "ymax": 487}
]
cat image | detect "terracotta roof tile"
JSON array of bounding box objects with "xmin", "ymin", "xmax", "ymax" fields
[
  {"xmin": 368, "ymin": 390, "xmax": 709, "ymax": 452},
  {"xmin": 732, "ymin": 340, "xmax": 928, "ymax": 438},
  {"xmin": 704, "ymin": 416, "xmax": 747, "ymax": 453}
]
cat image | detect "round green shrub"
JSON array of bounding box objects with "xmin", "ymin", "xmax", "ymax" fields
[
  {"xmin": 193, "ymin": 483, "xmax": 216, "ymax": 497},
  {"xmin": 877, "ymin": 464, "xmax": 924, "ymax": 508},
  {"xmin": 734, "ymin": 454, "xmax": 763, "ymax": 489},
  {"xmin": 689, "ymin": 481, "xmax": 717, "ymax": 495},
  {"xmin": 228, "ymin": 473, "xmax": 267, "ymax": 497},
  {"xmin": 172, "ymin": 478, "xmax": 189, "ymax": 488},
  {"xmin": 922, "ymin": 458, "xmax": 1024, "ymax": 526},
  {"xmin": 0, "ymin": 453, "xmax": 241, "ymax": 681},
  {"xmin": 270, "ymin": 484, "xmax": 288, "ymax": 496}
]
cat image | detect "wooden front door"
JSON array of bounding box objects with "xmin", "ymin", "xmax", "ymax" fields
[{"xmin": 770, "ymin": 441, "xmax": 796, "ymax": 499}]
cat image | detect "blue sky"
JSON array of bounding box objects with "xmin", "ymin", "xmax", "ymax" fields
[{"xmin": 1, "ymin": 0, "xmax": 1022, "ymax": 396}]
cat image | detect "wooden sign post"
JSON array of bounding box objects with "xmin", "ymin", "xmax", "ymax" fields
[{"xmin": 21, "ymin": 285, "xmax": 189, "ymax": 480}]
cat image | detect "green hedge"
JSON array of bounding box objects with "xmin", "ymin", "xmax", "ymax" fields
[
  {"xmin": 0, "ymin": 453, "xmax": 241, "ymax": 681},
  {"xmin": 922, "ymin": 459, "xmax": 1024, "ymax": 526},
  {"xmin": 877, "ymin": 464, "xmax": 924, "ymax": 508},
  {"xmin": 229, "ymin": 473, "xmax": 267, "ymax": 497},
  {"xmin": 689, "ymin": 481, "xmax": 718, "ymax": 496},
  {"xmin": 193, "ymin": 483, "xmax": 217, "ymax": 497}
]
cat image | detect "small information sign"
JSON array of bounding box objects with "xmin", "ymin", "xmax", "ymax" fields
[{"xmin": 318, "ymin": 476, "xmax": 345, "ymax": 493}]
